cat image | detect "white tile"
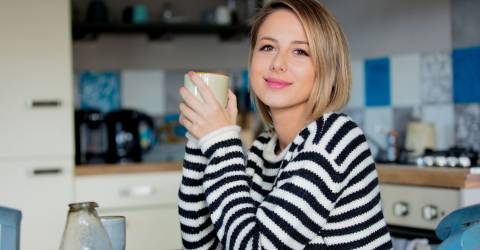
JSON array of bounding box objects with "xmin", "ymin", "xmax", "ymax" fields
[
  {"xmin": 121, "ymin": 70, "xmax": 166, "ymax": 116},
  {"xmin": 391, "ymin": 53, "xmax": 421, "ymax": 107},
  {"xmin": 422, "ymin": 105, "xmax": 455, "ymax": 150},
  {"xmin": 364, "ymin": 107, "xmax": 393, "ymax": 151},
  {"xmin": 346, "ymin": 60, "xmax": 365, "ymax": 108}
]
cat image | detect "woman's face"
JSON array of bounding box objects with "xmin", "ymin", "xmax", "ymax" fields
[{"xmin": 250, "ymin": 9, "xmax": 315, "ymax": 114}]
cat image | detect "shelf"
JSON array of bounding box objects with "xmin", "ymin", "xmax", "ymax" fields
[{"xmin": 72, "ymin": 22, "xmax": 251, "ymax": 41}]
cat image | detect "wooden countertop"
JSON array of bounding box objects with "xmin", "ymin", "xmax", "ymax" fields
[
  {"xmin": 75, "ymin": 162, "xmax": 182, "ymax": 176},
  {"xmin": 75, "ymin": 162, "xmax": 480, "ymax": 189},
  {"xmin": 377, "ymin": 164, "xmax": 480, "ymax": 189}
]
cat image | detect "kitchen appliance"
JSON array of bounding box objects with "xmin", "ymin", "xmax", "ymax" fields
[
  {"xmin": 75, "ymin": 109, "xmax": 108, "ymax": 165},
  {"xmin": 379, "ymin": 166, "xmax": 480, "ymax": 245},
  {"xmin": 417, "ymin": 147, "xmax": 479, "ymax": 168},
  {"xmin": 405, "ymin": 122, "xmax": 437, "ymax": 157},
  {"xmin": 104, "ymin": 109, "xmax": 156, "ymax": 163}
]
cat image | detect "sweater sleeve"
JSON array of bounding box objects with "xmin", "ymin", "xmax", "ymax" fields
[
  {"xmin": 178, "ymin": 133, "xmax": 221, "ymax": 250},
  {"xmin": 199, "ymin": 128, "xmax": 344, "ymax": 250}
]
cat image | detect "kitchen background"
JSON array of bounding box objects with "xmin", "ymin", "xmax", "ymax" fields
[
  {"xmin": 1, "ymin": 0, "xmax": 479, "ymax": 249},
  {"xmin": 73, "ymin": 0, "xmax": 480, "ymax": 164}
]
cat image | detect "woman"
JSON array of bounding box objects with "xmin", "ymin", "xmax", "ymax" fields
[{"xmin": 178, "ymin": 0, "xmax": 393, "ymax": 249}]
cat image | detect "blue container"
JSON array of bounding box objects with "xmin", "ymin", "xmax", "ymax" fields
[
  {"xmin": 133, "ymin": 4, "xmax": 149, "ymax": 24},
  {"xmin": 0, "ymin": 206, "xmax": 22, "ymax": 250}
]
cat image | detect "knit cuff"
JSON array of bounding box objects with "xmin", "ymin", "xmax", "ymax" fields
[{"xmin": 199, "ymin": 125, "xmax": 241, "ymax": 156}]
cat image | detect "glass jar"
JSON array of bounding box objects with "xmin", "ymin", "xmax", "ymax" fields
[{"xmin": 59, "ymin": 202, "xmax": 113, "ymax": 250}]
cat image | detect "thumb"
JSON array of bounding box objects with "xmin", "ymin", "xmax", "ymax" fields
[{"xmin": 226, "ymin": 89, "xmax": 238, "ymax": 120}]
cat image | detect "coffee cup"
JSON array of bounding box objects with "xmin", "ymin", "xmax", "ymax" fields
[
  {"xmin": 184, "ymin": 72, "xmax": 229, "ymax": 107},
  {"xmin": 100, "ymin": 216, "xmax": 126, "ymax": 250}
]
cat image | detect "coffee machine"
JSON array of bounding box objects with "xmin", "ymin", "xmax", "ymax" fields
[
  {"xmin": 104, "ymin": 109, "xmax": 156, "ymax": 163},
  {"xmin": 75, "ymin": 109, "xmax": 108, "ymax": 165}
]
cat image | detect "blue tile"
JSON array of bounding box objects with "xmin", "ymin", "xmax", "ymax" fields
[
  {"xmin": 365, "ymin": 58, "xmax": 391, "ymax": 107},
  {"xmin": 453, "ymin": 46, "xmax": 480, "ymax": 103}
]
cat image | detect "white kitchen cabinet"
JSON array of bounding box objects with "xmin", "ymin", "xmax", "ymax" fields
[
  {"xmin": 0, "ymin": 0, "xmax": 74, "ymax": 158},
  {"xmin": 0, "ymin": 160, "xmax": 73, "ymax": 250},
  {"xmin": 75, "ymin": 171, "xmax": 183, "ymax": 250},
  {"xmin": 0, "ymin": 0, "xmax": 75, "ymax": 249}
]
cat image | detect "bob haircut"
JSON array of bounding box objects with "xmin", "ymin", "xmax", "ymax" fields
[{"xmin": 249, "ymin": 0, "xmax": 351, "ymax": 130}]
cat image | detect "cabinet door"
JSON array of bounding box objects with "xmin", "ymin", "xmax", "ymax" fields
[
  {"xmin": 0, "ymin": 160, "xmax": 73, "ymax": 250},
  {"xmin": 0, "ymin": 0, "xmax": 73, "ymax": 158},
  {"xmin": 100, "ymin": 206, "xmax": 182, "ymax": 250},
  {"xmin": 75, "ymin": 171, "xmax": 183, "ymax": 249}
]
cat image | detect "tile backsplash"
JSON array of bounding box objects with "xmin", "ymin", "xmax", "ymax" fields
[
  {"xmin": 74, "ymin": 45, "xmax": 480, "ymax": 154},
  {"xmin": 344, "ymin": 45, "xmax": 480, "ymax": 152}
]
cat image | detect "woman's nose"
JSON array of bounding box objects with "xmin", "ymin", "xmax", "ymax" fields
[{"xmin": 270, "ymin": 51, "xmax": 287, "ymax": 72}]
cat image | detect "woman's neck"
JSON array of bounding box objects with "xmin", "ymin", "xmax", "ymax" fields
[{"xmin": 270, "ymin": 105, "xmax": 309, "ymax": 153}]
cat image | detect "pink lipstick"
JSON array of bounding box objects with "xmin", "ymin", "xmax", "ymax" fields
[{"xmin": 265, "ymin": 77, "xmax": 292, "ymax": 89}]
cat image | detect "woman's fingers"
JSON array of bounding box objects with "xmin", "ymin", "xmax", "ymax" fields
[
  {"xmin": 188, "ymin": 71, "xmax": 219, "ymax": 106},
  {"xmin": 179, "ymin": 86, "xmax": 205, "ymax": 114},
  {"xmin": 179, "ymin": 114, "xmax": 194, "ymax": 134},
  {"xmin": 179, "ymin": 102, "xmax": 202, "ymax": 124}
]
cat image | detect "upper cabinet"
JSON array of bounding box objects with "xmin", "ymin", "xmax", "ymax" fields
[{"xmin": 0, "ymin": 0, "xmax": 74, "ymax": 159}]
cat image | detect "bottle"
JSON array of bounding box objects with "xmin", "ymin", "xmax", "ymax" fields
[
  {"xmin": 386, "ymin": 130, "xmax": 399, "ymax": 162},
  {"xmin": 59, "ymin": 202, "xmax": 113, "ymax": 250}
]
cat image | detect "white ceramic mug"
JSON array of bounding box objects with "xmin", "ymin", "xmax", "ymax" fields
[
  {"xmin": 100, "ymin": 216, "xmax": 126, "ymax": 250},
  {"xmin": 184, "ymin": 72, "xmax": 230, "ymax": 108}
]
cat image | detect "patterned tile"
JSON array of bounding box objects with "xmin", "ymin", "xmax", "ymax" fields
[
  {"xmin": 364, "ymin": 107, "xmax": 393, "ymax": 155},
  {"xmin": 122, "ymin": 70, "xmax": 166, "ymax": 116},
  {"xmin": 420, "ymin": 51, "xmax": 452, "ymax": 105},
  {"xmin": 347, "ymin": 60, "xmax": 365, "ymax": 108},
  {"xmin": 422, "ymin": 105, "xmax": 455, "ymax": 150},
  {"xmin": 79, "ymin": 71, "xmax": 121, "ymax": 113},
  {"xmin": 453, "ymin": 46, "xmax": 480, "ymax": 103},
  {"xmin": 455, "ymin": 104, "xmax": 480, "ymax": 151},
  {"xmin": 365, "ymin": 58, "xmax": 391, "ymax": 107},
  {"xmin": 393, "ymin": 107, "xmax": 417, "ymax": 148},
  {"xmin": 391, "ymin": 54, "xmax": 421, "ymax": 107}
]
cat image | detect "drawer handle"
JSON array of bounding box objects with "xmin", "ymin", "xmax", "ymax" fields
[
  {"xmin": 27, "ymin": 99, "xmax": 62, "ymax": 108},
  {"xmin": 120, "ymin": 186, "xmax": 156, "ymax": 197},
  {"xmin": 32, "ymin": 168, "xmax": 63, "ymax": 176}
]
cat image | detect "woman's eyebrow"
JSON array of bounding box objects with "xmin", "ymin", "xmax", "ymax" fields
[{"xmin": 259, "ymin": 36, "xmax": 308, "ymax": 45}]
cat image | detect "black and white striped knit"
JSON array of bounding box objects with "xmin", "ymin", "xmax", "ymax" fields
[{"xmin": 178, "ymin": 112, "xmax": 393, "ymax": 249}]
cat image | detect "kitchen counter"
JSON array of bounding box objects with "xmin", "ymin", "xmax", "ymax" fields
[
  {"xmin": 75, "ymin": 162, "xmax": 480, "ymax": 188},
  {"xmin": 377, "ymin": 164, "xmax": 480, "ymax": 188},
  {"xmin": 75, "ymin": 162, "xmax": 182, "ymax": 176}
]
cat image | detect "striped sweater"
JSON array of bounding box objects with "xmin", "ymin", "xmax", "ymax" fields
[{"xmin": 178, "ymin": 112, "xmax": 393, "ymax": 249}]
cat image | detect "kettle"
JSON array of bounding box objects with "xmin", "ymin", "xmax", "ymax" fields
[{"xmin": 104, "ymin": 109, "xmax": 156, "ymax": 163}]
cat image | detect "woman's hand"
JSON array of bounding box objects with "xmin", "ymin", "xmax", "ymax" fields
[{"xmin": 179, "ymin": 71, "xmax": 238, "ymax": 140}]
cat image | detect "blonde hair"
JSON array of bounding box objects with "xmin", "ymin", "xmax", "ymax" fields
[{"xmin": 249, "ymin": 0, "xmax": 351, "ymax": 129}]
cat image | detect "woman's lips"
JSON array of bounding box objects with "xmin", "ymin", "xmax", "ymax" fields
[{"xmin": 265, "ymin": 77, "xmax": 292, "ymax": 89}]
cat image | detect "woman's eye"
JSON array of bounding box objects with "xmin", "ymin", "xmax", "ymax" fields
[
  {"xmin": 259, "ymin": 45, "xmax": 274, "ymax": 52},
  {"xmin": 294, "ymin": 49, "xmax": 309, "ymax": 56}
]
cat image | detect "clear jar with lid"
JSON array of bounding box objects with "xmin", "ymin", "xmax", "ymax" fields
[{"xmin": 59, "ymin": 201, "xmax": 113, "ymax": 250}]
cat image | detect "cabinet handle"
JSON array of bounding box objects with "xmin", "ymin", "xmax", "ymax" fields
[
  {"xmin": 27, "ymin": 99, "xmax": 62, "ymax": 108},
  {"xmin": 120, "ymin": 185, "xmax": 156, "ymax": 197},
  {"xmin": 32, "ymin": 168, "xmax": 63, "ymax": 176}
]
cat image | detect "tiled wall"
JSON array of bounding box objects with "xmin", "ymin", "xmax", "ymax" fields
[{"xmin": 343, "ymin": 46, "xmax": 480, "ymax": 153}]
